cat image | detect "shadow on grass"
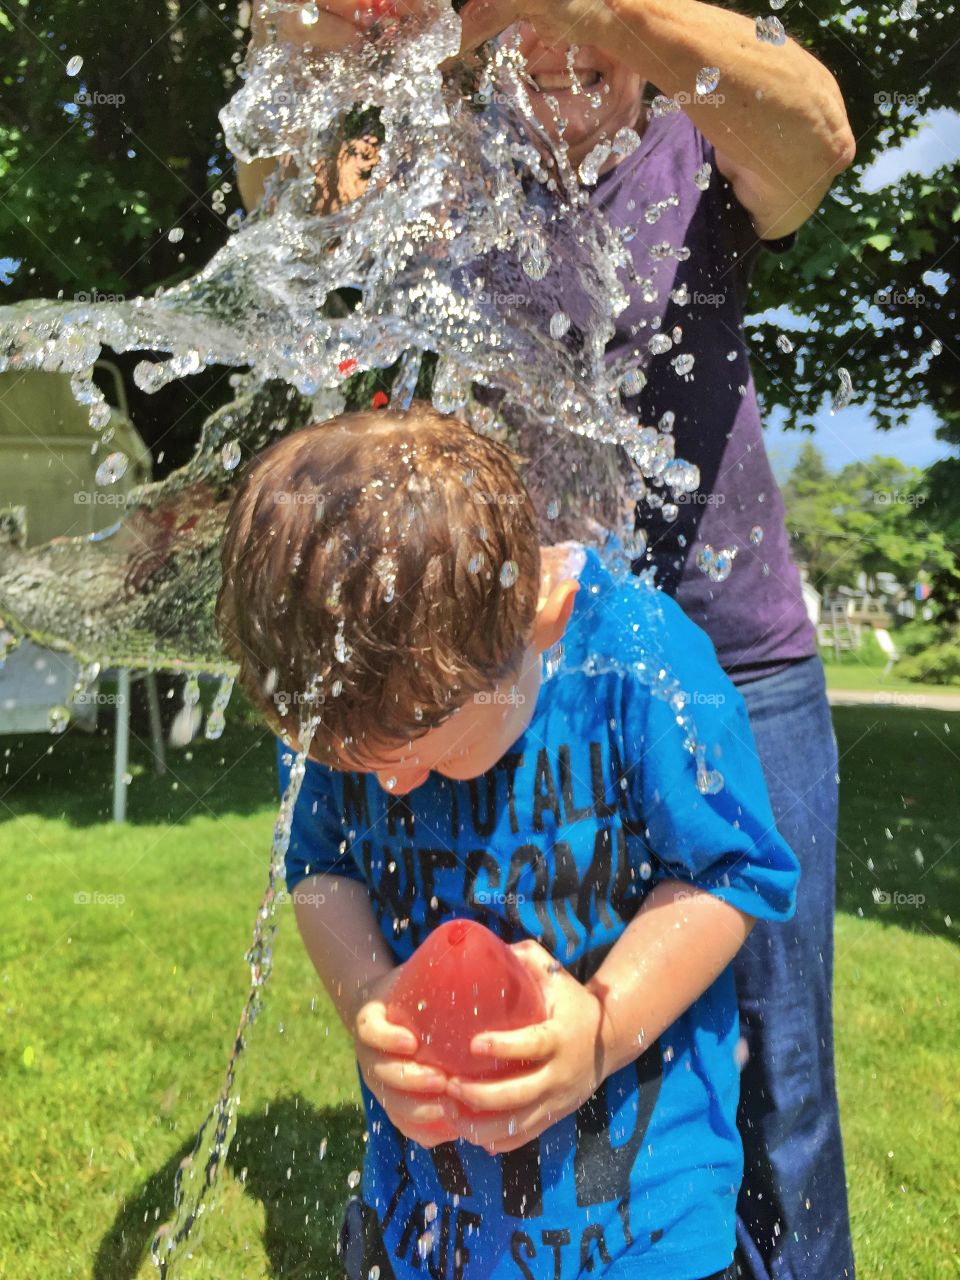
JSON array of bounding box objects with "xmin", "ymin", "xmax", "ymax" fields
[
  {"xmin": 94, "ymin": 1095, "xmax": 365, "ymax": 1279},
  {"xmin": 833, "ymin": 706, "xmax": 960, "ymax": 944},
  {"xmin": 0, "ymin": 713, "xmax": 278, "ymax": 828}
]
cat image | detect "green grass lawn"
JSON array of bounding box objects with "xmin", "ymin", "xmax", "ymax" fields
[
  {"xmin": 1, "ymin": 706, "xmax": 957, "ymax": 1277},
  {"xmin": 822, "ymin": 659, "xmax": 958, "ymax": 699}
]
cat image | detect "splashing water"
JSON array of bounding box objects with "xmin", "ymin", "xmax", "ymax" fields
[{"xmin": 0, "ymin": 0, "xmax": 699, "ymax": 675}]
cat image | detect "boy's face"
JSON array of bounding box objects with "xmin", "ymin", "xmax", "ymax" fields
[
  {"xmin": 292, "ymin": 565, "xmax": 581, "ymax": 795},
  {"xmin": 335, "ymin": 654, "xmax": 541, "ymax": 794}
]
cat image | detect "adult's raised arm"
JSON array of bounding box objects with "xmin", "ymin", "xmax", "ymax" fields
[{"xmin": 459, "ymin": 0, "xmax": 856, "ymax": 239}]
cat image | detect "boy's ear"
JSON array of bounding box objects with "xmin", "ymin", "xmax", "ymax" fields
[{"xmin": 533, "ymin": 579, "xmax": 579, "ymax": 652}]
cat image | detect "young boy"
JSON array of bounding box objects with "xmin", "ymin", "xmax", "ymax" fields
[{"xmin": 216, "ymin": 402, "xmax": 799, "ymax": 1280}]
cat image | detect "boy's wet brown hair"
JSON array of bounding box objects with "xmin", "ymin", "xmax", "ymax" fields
[{"xmin": 216, "ymin": 402, "xmax": 540, "ymax": 766}]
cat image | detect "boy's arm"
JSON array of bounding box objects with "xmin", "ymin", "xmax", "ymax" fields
[
  {"xmin": 292, "ymin": 872, "xmax": 396, "ymax": 1030},
  {"xmin": 443, "ymin": 883, "xmax": 753, "ymax": 1152},
  {"xmin": 585, "ymin": 879, "xmax": 754, "ymax": 1078},
  {"xmin": 294, "ymin": 874, "xmax": 460, "ymax": 1144}
]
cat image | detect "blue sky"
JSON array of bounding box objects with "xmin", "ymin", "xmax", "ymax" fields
[{"xmin": 756, "ymin": 107, "xmax": 959, "ymax": 479}]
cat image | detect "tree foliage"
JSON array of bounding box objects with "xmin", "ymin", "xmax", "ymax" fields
[{"xmin": 781, "ymin": 441, "xmax": 953, "ymax": 594}]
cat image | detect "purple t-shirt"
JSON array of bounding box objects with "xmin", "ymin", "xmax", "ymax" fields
[{"xmin": 593, "ymin": 109, "xmax": 817, "ymax": 680}]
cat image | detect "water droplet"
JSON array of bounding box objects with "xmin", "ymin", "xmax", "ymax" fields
[
  {"xmin": 755, "ymin": 15, "xmax": 786, "ymax": 44},
  {"xmin": 697, "ymin": 766, "xmax": 725, "ymax": 795},
  {"xmin": 368, "ymin": 1268, "xmax": 381, "ymax": 1280},
  {"xmin": 612, "ymin": 126, "xmax": 643, "ymax": 157},
  {"xmin": 670, "ymin": 283, "xmax": 690, "ymax": 306},
  {"xmin": 546, "ymin": 499, "xmax": 560, "ymax": 520},
  {"xmin": 693, "ymin": 162, "xmax": 712, "ymax": 191},
  {"xmin": 620, "ymin": 366, "xmax": 646, "ymax": 396},
  {"xmin": 899, "ymin": 0, "xmax": 917, "ymax": 16},
  {"xmin": 749, "ymin": 525, "xmax": 764, "ymax": 545},
  {"xmin": 48, "ymin": 705, "xmax": 70, "ymax": 734},
  {"xmin": 468, "ymin": 552, "xmax": 485, "ymax": 574},
  {"xmin": 672, "ymin": 353, "xmax": 695, "ymax": 376},
  {"xmin": 831, "ymin": 367, "xmax": 854, "ymax": 414},
  {"xmin": 347, "ymin": 1169, "xmax": 361, "ymax": 1188},
  {"xmin": 499, "ymin": 560, "xmax": 519, "ymax": 588},
  {"xmin": 66, "ymin": 55, "xmax": 84, "ymax": 77},
  {"xmin": 168, "ymin": 227, "xmax": 185, "ymax": 243},
  {"xmin": 662, "ymin": 502, "xmax": 678, "ymax": 522},
  {"xmin": 695, "ymin": 66, "xmax": 721, "ymax": 95},
  {"xmin": 648, "ymin": 334, "xmax": 673, "ymax": 356},
  {"xmin": 651, "ymin": 94, "xmax": 681, "ymax": 117},
  {"xmin": 549, "ymin": 311, "xmax": 571, "ymax": 340},
  {"xmin": 579, "ymin": 142, "xmax": 612, "ymax": 185},
  {"xmin": 696, "ymin": 544, "xmax": 738, "ymax": 582},
  {"xmin": 300, "ymin": 1, "xmax": 320, "ymax": 23},
  {"xmin": 930, "ymin": 338, "xmax": 942, "ymax": 356},
  {"xmin": 221, "ymin": 439, "xmax": 242, "ymax": 471},
  {"xmin": 95, "ymin": 451, "xmax": 128, "ymax": 486},
  {"xmin": 333, "ymin": 620, "xmax": 351, "ymax": 664},
  {"xmin": 776, "ymin": 334, "xmax": 794, "ymax": 353},
  {"xmin": 424, "ymin": 1202, "xmax": 438, "ymax": 1224}
]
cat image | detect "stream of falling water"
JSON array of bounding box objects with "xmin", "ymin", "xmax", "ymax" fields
[{"xmin": 150, "ymin": 713, "xmax": 318, "ymax": 1276}]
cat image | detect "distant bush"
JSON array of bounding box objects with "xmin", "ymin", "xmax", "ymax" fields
[{"xmin": 895, "ymin": 636, "xmax": 960, "ymax": 687}]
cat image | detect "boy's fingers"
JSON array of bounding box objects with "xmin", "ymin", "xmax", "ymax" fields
[
  {"xmin": 460, "ymin": 1104, "xmax": 541, "ymax": 1149},
  {"xmin": 356, "ymin": 1003, "xmax": 418, "ymax": 1054},
  {"xmin": 470, "ymin": 1021, "xmax": 555, "ymax": 1061},
  {"xmin": 372, "ymin": 1057, "xmax": 450, "ymax": 1093},
  {"xmin": 447, "ymin": 1067, "xmax": 548, "ymax": 1112},
  {"xmin": 378, "ymin": 1085, "xmax": 458, "ymax": 1130}
]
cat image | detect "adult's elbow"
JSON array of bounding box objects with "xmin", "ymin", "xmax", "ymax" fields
[
  {"xmin": 819, "ymin": 70, "xmax": 857, "ymax": 176},
  {"xmin": 828, "ymin": 124, "xmax": 857, "ymax": 177}
]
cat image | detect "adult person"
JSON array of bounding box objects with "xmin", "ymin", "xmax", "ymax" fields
[{"xmin": 238, "ymin": 4, "xmax": 857, "ymax": 1277}]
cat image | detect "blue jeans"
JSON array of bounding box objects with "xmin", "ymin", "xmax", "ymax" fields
[{"xmin": 734, "ymin": 657, "xmax": 854, "ymax": 1279}]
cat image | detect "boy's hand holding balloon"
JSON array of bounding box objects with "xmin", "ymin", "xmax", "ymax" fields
[{"xmin": 354, "ymin": 920, "xmax": 608, "ymax": 1154}]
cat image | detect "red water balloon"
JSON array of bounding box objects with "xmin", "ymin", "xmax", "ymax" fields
[{"xmin": 387, "ymin": 919, "xmax": 546, "ymax": 1080}]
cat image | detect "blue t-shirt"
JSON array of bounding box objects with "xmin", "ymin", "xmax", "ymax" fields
[{"xmin": 277, "ymin": 545, "xmax": 799, "ymax": 1280}]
